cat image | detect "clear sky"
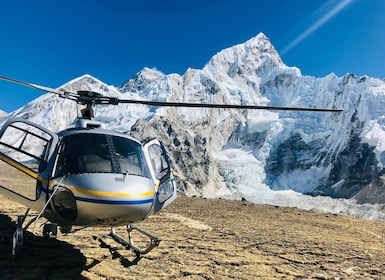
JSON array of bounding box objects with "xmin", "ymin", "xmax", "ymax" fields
[{"xmin": 0, "ymin": 0, "xmax": 384, "ymax": 112}]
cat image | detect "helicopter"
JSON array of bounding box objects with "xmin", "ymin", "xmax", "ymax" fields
[{"xmin": 0, "ymin": 74, "xmax": 343, "ymax": 257}]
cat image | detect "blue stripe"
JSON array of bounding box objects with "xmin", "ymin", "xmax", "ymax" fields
[{"xmin": 75, "ymin": 196, "xmax": 153, "ymax": 205}]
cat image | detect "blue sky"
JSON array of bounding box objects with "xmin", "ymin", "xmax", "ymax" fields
[{"xmin": 0, "ymin": 0, "xmax": 384, "ymax": 112}]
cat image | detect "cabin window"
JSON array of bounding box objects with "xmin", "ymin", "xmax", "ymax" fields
[
  {"xmin": 54, "ymin": 133, "xmax": 150, "ymax": 178},
  {"xmin": 147, "ymin": 143, "xmax": 170, "ymax": 180},
  {"xmin": 0, "ymin": 119, "xmax": 57, "ymax": 200},
  {"xmin": 0, "ymin": 121, "xmax": 53, "ymax": 172}
]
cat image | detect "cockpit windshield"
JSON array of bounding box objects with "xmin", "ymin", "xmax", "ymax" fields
[{"xmin": 54, "ymin": 133, "xmax": 151, "ymax": 178}]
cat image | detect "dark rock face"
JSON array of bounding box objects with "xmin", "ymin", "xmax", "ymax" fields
[
  {"xmin": 265, "ymin": 133, "xmax": 322, "ymax": 177},
  {"xmin": 311, "ymin": 128, "xmax": 384, "ymax": 200},
  {"xmin": 264, "ymin": 126, "xmax": 385, "ymax": 203},
  {"xmin": 129, "ymin": 117, "xmax": 212, "ymax": 194},
  {"xmin": 226, "ymin": 124, "xmax": 267, "ymax": 149}
]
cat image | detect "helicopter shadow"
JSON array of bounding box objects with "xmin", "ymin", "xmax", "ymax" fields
[
  {"xmin": 0, "ymin": 214, "xmax": 88, "ymax": 280},
  {"xmin": 97, "ymin": 236, "xmax": 142, "ymax": 267}
]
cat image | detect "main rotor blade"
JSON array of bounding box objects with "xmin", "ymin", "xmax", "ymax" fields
[
  {"xmin": 0, "ymin": 75, "xmax": 64, "ymax": 95},
  {"xmin": 116, "ymin": 99, "xmax": 343, "ymax": 112},
  {"xmin": 0, "ymin": 74, "xmax": 343, "ymax": 112}
]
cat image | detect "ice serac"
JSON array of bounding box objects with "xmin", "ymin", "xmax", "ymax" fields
[{"xmin": 3, "ymin": 33, "xmax": 385, "ymax": 211}]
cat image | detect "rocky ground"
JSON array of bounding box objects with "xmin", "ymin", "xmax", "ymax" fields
[
  {"xmin": 0, "ymin": 160, "xmax": 384, "ymax": 279},
  {"xmin": 0, "ymin": 194, "xmax": 384, "ymax": 279}
]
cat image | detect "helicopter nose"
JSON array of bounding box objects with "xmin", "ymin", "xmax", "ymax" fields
[{"xmin": 56, "ymin": 173, "xmax": 156, "ymax": 226}]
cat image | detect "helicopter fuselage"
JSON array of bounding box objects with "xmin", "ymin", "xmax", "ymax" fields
[{"xmin": 0, "ymin": 116, "xmax": 177, "ymax": 228}]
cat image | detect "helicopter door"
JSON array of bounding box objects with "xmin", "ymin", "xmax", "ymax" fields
[
  {"xmin": 0, "ymin": 117, "xmax": 58, "ymax": 200},
  {"xmin": 143, "ymin": 139, "xmax": 177, "ymax": 212}
]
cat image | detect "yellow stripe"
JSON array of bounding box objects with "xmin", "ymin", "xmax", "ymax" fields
[
  {"xmin": 68, "ymin": 186, "xmax": 155, "ymax": 198},
  {"xmin": 0, "ymin": 154, "xmax": 47, "ymax": 184}
]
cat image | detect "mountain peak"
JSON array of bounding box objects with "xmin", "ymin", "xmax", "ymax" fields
[
  {"xmin": 61, "ymin": 74, "xmax": 115, "ymax": 96},
  {"xmin": 203, "ymin": 32, "xmax": 284, "ymax": 81},
  {"xmin": 119, "ymin": 67, "xmax": 165, "ymax": 93},
  {"xmin": 64, "ymin": 74, "xmax": 104, "ymax": 87}
]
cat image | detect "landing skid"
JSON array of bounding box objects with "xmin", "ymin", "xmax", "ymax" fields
[
  {"xmin": 109, "ymin": 224, "xmax": 161, "ymax": 257},
  {"xmin": 11, "ymin": 209, "xmax": 161, "ymax": 257},
  {"xmin": 12, "ymin": 215, "xmax": 24, "ymax": 256},
  {"xmin": 12, "ymin": 177, "xmax": 67, "ymax": 255},
  {"xmin": 11, "ymin": 209, "xmax": 59, "ymax": 256}
]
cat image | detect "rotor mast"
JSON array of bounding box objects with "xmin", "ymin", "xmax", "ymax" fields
[
  {"xmin": 80, "ymin": 100, "xmax": 95, "ymax": 119},
  {"xmin": 75, "ymin": 91, "xmax": 104, "ymax": 128}
]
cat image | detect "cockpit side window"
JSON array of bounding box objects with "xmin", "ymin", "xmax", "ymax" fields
[
  {"xmin": 0, "ymin": 121, "xmax": 54, "ymax": 172},
  {"xmin": 147, "ymin": 144, "xmax": 170, "ymax": 180},
  {"xmin": 54, "ymin": 133, "xmax": 150, "ymax": 178}
]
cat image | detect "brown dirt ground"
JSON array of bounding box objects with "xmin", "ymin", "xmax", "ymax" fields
[{"xmin": 0, "ymin": 162, "xmax": 384, "ymax": 279}]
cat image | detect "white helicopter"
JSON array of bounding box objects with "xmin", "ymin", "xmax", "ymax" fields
[{"xmin": 0, "ymin": 75, "xmax": 342, "ymax": 257}]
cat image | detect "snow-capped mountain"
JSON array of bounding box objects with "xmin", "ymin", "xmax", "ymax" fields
[{"xmin": 2, "ymin": 33, "xmax": 385, "ymax": 220}]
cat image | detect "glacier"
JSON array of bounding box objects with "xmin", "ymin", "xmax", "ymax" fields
[{"xmin": 1, "ymin": 33, "xmax": 385, "ymax": 220}]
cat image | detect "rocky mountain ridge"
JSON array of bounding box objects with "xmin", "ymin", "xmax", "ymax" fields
[{"xmin": 2, "ymin": 33, "xmax": 385, "ymax": 209}]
